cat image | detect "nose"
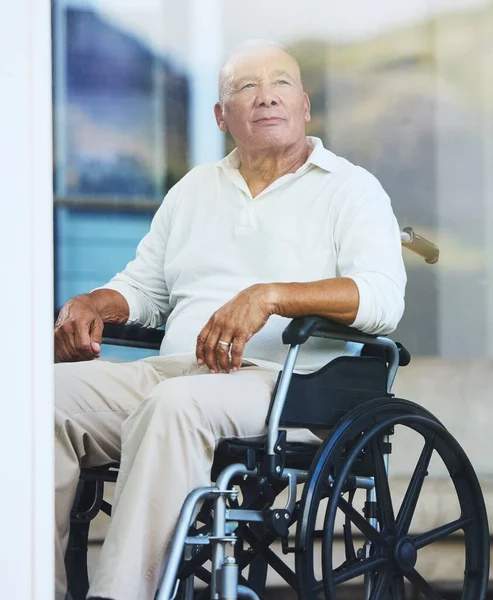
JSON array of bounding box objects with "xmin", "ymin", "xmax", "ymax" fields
[
  {"xmin": 258, "ymin": 97, "xmax": 278, "ymax": 107},
  {"xmin": 257, "ymin": 83, "xmax": 278, "ymax": 107}
]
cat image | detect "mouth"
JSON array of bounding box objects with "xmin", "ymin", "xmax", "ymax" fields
[{"xmin": 253, "ymin": 117, "xmax": 284, "ymax": 124}]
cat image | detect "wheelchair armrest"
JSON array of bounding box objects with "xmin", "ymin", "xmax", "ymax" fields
[
  {"xmin": 55, "ymin": 308, "xmax": 166, "ymax": 351},
  {"xmin": 102, "ymin": 323, "xmax": 165, "ymax": 350},
  {"xmin": 282, "ymin": 316, "xmax": 378, "ymax": 346}
]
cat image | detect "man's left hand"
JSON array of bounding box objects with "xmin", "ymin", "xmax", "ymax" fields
[{"xmin": 196, "ymin": 284, "xmax": 276, "ymax": 373}]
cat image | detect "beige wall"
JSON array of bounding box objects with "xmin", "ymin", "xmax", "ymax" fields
[{"xmin": 393, "ymin": 358, "xmax": 493, "ymax": 478}]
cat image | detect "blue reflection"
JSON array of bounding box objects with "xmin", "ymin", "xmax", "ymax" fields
[{"xmin": 53, "ymin": 2, "xmax": 189, "ymax": 199}]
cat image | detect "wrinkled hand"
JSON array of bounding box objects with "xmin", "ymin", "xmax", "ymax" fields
[
  {"xmin": 196, "ymin": 284, "xmax": 275, "ymax": 373},
  {"xmin": 55, "ymin": 295, "xmax": 103, "ymax": 362}
]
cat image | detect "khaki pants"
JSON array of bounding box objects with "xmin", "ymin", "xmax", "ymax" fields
[{"xmin": 55, "ymin": 353, "xmax": 318, "ymax": 600}]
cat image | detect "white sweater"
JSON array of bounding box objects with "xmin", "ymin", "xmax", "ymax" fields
[{"xmin": 101, "ymin": 137, "xmax": 406, "ymax": 372}]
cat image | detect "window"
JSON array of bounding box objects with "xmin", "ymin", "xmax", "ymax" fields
[
  {"xmin": 53, "ymin": 0, "xmax": 191, "ymax": 358},
  {"xmin": 54, "ymin": 0, "xmax": 493, "ymax": 360}
]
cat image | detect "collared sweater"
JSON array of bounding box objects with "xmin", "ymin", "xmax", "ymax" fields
[{"xmin": 101, "ymin": 137, "xmax": 406, "ymax": 372}]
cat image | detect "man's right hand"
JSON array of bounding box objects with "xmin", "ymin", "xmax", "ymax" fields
[{"xmin": 55, "ymin": 295, "xmax": 104, "ymax": 362}]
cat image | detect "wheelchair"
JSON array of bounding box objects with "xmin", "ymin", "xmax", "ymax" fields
[{"xmin": 65, "ymin": 229, "xmax": 490, "ymax": 600}]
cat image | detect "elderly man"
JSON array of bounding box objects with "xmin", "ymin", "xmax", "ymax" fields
[{"xmin": 54, "ymin": 40, "xmax": 406, "ymax": 600}]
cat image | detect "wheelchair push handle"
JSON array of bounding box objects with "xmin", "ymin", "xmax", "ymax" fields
[{"xmin": 401, "ymin": 227, "xmax": 439, "ymax": 264}]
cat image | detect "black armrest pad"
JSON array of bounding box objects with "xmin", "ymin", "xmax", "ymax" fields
[
  {"xmin": 282, "ymin": 316, "xmax": 378, "ymax": 346},
  {"xmin": 102, "ymin": 323, "xmax": 165, "ymax": 350}
]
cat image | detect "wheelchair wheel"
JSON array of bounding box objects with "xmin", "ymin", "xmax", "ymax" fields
[{"xmin": 295, "ymin": 398, "xmax": 490, "ymax": 599}]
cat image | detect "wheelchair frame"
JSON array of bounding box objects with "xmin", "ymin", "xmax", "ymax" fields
[{"xmin": 156, "ymin": 323, "xmax": 401, "ymax": 600}]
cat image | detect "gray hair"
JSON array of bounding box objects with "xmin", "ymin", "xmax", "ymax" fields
[{"xmin": 218, "ymin": 39, "xmax": 297, "ymax": 101}]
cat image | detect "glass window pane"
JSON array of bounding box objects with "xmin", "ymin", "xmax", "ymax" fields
[
  {"xmin": 53, "ymin": 0, "xmax": 191, "ymax": 361},
  {"xmin": 54, "ymin": 0, "xmax": 493, "ymax": 362}
]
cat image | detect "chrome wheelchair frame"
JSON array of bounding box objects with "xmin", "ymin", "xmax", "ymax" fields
[
  {"xmin": 157, "ymin": 321, "xmax": 401, "ymax": 600},
  {"xmin": 151, "ymin": 319, "xmax": 489, "ymax": 600}
]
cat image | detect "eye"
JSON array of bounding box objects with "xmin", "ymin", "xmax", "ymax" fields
[
  {"xmin": 276, "ymin": 79, "xmax": 289, "ymax": 85},
  {"xmin": 241, "ymin": 83, "xmax": 255, "ymax": 90}
]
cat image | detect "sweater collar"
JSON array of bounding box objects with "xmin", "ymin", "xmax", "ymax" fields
[{"xmin": 218, "ymin": 136, "xmax": 341, "ymax": 174}]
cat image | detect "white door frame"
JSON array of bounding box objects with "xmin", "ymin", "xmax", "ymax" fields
[{"xmin": 0, "ymin": 0, "xmax": 54, "ymax": 597}]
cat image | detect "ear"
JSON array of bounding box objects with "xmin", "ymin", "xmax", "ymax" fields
[
  {"xmin": 214, "ymin": 102, "xmax": 228, "ymax": 132},
  {"xmin": 303, "ymin": 93, "xmax": 311, "ymax": 123}
]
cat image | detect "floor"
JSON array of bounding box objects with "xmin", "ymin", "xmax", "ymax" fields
[{"xmin": 88, "ymin": 542, "xmax": 492, "ymax": 599}]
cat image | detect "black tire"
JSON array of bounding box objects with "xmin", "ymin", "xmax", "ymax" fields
[{"xmin": 295, "ymin": 398, "xmax": 490, "ymax": 600}]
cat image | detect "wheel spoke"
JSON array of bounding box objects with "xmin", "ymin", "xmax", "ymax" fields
[
  {"xmin": 391, "ymin": 573, "xmax": 406, "ymax": 600},
  {"xmin": 406, "ymin": 568, "xmax": 445, "ymax": 600},
  {"xmin": 333, "ymin": 555, "xmax": 388, "ymax": 585},
  {"xmin": 370, "ymin": 437, "xmax": 396, "ymax": 535},
  {"xmin": 396, "ymin": 436, "xmax": 435, "ymax": 536},
  {"xmin": 337, "ymin": 496, "xmax": 389, "ymax": 547},
  {"xmin": 368, "ymin": 568, "xmax": 392, "ymax": 600},
  {"xmin": 414, "ymin": 516, "xmax": 472, "ymax": 550}
]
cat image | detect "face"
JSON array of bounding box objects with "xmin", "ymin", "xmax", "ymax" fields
[{"xmin": 214, "ymin": 47, "xmax": 311, "ymax": 152}]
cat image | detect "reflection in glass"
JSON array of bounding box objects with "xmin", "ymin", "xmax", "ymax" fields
[{"xmin": 53, "ymin": 0, "xmax": 189, "ymax": 201}]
